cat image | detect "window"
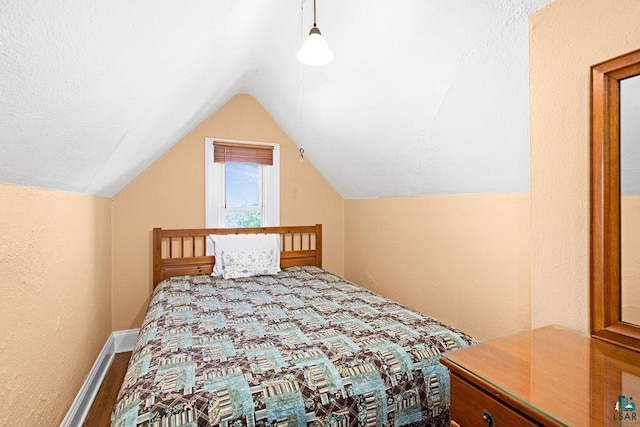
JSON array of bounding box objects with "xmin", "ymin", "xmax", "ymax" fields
[
  {"xmin": 205, "ymin": 138, "xmax": 280, "ymax": 227},
  {"xmin": 223, "ymin": 162, "xmax": 261, "ymax": 227}
]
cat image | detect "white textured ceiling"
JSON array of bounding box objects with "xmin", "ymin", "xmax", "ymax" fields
[{"xmin": 0, "ymin": 0, "xmax": 551, "ymax": 198}]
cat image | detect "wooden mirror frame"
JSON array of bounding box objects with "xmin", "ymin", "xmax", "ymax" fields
[{"xmin": 591, "ymin": 48, "xmax": 640, "ymax": 352}]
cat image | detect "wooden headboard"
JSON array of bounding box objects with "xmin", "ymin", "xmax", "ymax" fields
[{"xmin": 152, "ymin": 224, "xmax": 322, "ymax": 287}]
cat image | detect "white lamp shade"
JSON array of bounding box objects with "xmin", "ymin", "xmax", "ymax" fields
[{"xmin": 297, "ymin": 31, "xmax": 334, "ymax": 66}]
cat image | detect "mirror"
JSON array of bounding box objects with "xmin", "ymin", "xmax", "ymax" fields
[
  {"xmin": 621, "ymin": 75, "xmax": 640, "ymax": 325},
  {"xmin": 591, "ymin": 48, "xmax": 640, "ymax": 352}
]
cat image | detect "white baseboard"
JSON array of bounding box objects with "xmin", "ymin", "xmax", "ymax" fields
[
  {"xmin": 60, "ymin": 335, "xmax": 114, "ymax": 427},
  {"xmin": 60, "ymin": 328, "xmax": 140, "ymax": 427},
  {"xmin": 113, "ymin": 328, "xmax": 140, "ymax": 353}
]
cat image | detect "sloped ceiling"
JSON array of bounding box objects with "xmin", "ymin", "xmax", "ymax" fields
[{"xmin": 0, "ymin": 0, "xmax": 551, "ymax": 198}]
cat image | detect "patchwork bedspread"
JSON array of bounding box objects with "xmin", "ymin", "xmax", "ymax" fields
[{"xmin": 112, "ymin": 266, "xmax": 476, "ymax": 427}]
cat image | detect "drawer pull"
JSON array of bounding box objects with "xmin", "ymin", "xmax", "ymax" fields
[{"xmin": 481, "ymin": 409, "xmax": 494, "ymax": 426}]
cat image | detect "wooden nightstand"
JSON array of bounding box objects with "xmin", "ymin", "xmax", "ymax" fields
[{"xmin": 440, "ymin": 325, "xmax": 640, "ymax": 426}]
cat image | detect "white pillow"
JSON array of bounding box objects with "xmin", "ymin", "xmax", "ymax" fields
[
  {"xmin": 221, "ymin": 249, "xmax": 275, "ymax": 279},
  {"xmin": 208, "ymin": 234, "xmax": 280, "ymax": 277}
]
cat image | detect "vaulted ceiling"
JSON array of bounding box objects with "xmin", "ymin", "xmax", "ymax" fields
[{"xmin": 0, "ymin": 0, "xmax": 552, "ymax": 198}]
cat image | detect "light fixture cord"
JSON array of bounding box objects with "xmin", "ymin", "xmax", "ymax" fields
[
  {"xmin": 313, "ymin": 0, "xmax": 317, "ymax": 27},
  {"xmin": 299, "ymin": 0, "xmax": 306, "ymax": 161}
]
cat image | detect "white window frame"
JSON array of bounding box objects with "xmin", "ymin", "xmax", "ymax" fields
[{"xmin": 205, "ymin": 138, "xmax": 280, "ymax": 228}]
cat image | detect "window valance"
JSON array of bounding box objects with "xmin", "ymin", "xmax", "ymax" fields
[{"xmin": 213, "ymin": 141, "xmax": 274, "ymax": 166}]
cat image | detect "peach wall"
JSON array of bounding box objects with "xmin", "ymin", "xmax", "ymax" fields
[
  {"xmin": 530, "ymin": 0, "xmax": 640, "ymax": 333},
  {"xmin": 112, "ymin": 94, "xmax": 344, "ymax": 330},
  {"xmin": 622, "ymin": 196, "xmax": 640, "ymax": 325},
  {"xmin": 0, "ymin": 183, "xmax": 112, "ymax": 425},
  {"xmin": 344, "ymin": 193, "xmax": 530, "ymax": 341}
]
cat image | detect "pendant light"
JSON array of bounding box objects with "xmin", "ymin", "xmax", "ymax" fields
[{"xmin": 297, "ymin": 0, "xmax": 334, "ymax": 66}]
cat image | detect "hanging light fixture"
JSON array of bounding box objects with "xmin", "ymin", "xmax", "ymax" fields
[{"xmin": 297, "ymin": 0, "xmax": 334, "ymax": 66}]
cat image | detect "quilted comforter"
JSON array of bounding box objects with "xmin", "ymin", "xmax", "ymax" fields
[{"xmin": 112, "ymin": 266, "xmax": 476, "ymax": 427}]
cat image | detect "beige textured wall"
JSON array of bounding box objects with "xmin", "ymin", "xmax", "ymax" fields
[
  {"xmin": 0, "ymin": 183, "xmax": 112, "ymax": 425},
  {"xmin": 530, "ymin": 0, "xmax": 640, "ymax": 333},
  {"xmin": 112, "ymin": 94, "xmax": 344, "ymax": 330},
  {"xmin": 622, "ymin": 196, "xmax": 640, "ymax": 324},
  {"xmin": 344, "ymin": 193, "xmax": 530, "ymax": 341}
]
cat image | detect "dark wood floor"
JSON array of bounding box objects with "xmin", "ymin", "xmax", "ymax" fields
[{"xmin": 84, "ymin": 352, "xmax": 131, "ymax": 426}]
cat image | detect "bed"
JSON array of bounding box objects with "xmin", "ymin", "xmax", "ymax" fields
[{"xmin": 112, "ymin": 225, "xmax": 476, "ymax": 426}]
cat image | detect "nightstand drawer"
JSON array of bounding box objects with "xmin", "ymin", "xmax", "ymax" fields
[{"xmin": 450, "ymin": 374, "xmax": 538, "ymax": 427}]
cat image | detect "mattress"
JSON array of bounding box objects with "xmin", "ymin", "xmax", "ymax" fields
[{"xmin": 112, "ymin": 266, "xmax": 476, "ymax": 426}]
